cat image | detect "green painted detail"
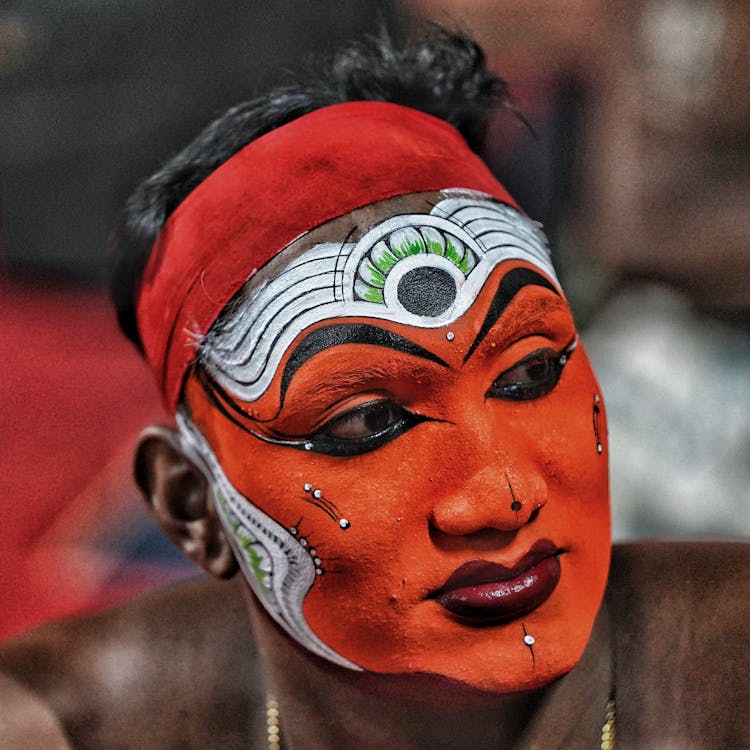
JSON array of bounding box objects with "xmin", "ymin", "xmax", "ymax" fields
[
  {"xmin": 392, "ymin": 236, "xmax": 425, "ymax": 259},
  {"xmin": 367, "ymin": 265, "xmax": 386, "ymax": 287},
  {"xmin": 355, "ymin": 225, "xmax": 477, "ymax": 303},
  {"xmin": 218, "ymin": 492, "xmax": 269, "ymax": 592},
  {"xmin": 426, "ymin": 237, "xmax": 445, "ymax": 255},
  {"xmin": 363, "ymin": 286, "xmax": 384, "ymax": 303},
  {"xmin": 239, "ymin": 535, "xmax": 268, "ymax": 589},
  {"xmin": 355, "ymin": 278, "xmax": 384, "ymax": 303},
  {"xmin": 358, "ymin": 258, "xmax": 386, "ymax": 287},
  {"xmin": 372, "ymin": 248, "xmax": 399, "ymax": 274},
  {"xmin": 461, "ymin": 251, "xmax": 477, "ymax": 274},
  {"xmin": 444, "ymin": 239, "xmax": 459, "ymax": 264}
]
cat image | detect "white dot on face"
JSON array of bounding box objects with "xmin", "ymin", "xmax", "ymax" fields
[
  {"xmin": 446, "ymin": 331, "xmax": 455, "ymax": 341},
  {"xmin": 339, "ymin": 519, "xmax": 351, "ymax": 530},
  {"xmin": 303, "ymin": 483, "xmax": 312, "ymax": 492},
  {"xmin": 524, "ymin": 634, "xmax": 535, "ymax": 646},
  {"xmin": 313, "ymin": 489, "xmax": 322, "ymax": 499}
]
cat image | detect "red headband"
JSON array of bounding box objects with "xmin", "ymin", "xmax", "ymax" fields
[{"xmin": 136, "ymin": 101, "xmax": 519, "ymax": 410}]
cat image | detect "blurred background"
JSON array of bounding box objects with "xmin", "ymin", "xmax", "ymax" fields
[{"xmin": 1, "ymin": 0, "xmax": 747, "ymax": 640}]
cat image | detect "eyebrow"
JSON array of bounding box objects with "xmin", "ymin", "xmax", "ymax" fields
[
  {"xmin": 280, "ymin": 323, "xmax": 448, "ymax": 407},
  {"xmin": 463, "ymin": 268, "xmax": 560, "ymax": 363}
]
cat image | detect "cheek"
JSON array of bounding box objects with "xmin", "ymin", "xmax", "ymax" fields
[
  {"xmin": 292, "ymin": 447, "xmax": 452, "ymax": 658},
  {"xmin": 535, "ymin": 350, "xmax": 609, "ymax": 498},
  {"xmin": 519, "ymin": 350, "xmax": 610, "ymax": 606},
  {"xmin": 209, "ymin": 424, "xmax": 434, "ymax": 571}
]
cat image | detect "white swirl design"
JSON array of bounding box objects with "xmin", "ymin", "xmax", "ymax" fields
[
  {"xmin": 200, "ymin": 196, "xmax": 558, "ymax": 403},
  {"xmin": 176, "ymin": 410, "xmax": 362, "ymax": 670}
]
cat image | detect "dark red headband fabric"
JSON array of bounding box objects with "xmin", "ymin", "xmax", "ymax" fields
[{"xmin": 136, "ymin": 101, "xmax": 519, "ymax": 410}]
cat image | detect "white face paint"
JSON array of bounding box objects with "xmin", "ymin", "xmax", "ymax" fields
[
  {"xmin": 199, "ymin": 196, "xmax": 558, "ymax": 403},
  {"xmin": 176, "ymin": 410, "xmax": 361, "ymax": 669}
]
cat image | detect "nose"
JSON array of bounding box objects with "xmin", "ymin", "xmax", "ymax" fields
[{"xmin": 430, "ymin": 464, "xmax": 547, "ymax": 536}]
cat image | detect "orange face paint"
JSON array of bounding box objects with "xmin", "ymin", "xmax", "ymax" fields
[{"xmin": 179, "ymin": 194, "xmax": 611, "ymax": 694}]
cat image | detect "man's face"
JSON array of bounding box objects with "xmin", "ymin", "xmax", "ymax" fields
[{"xmin": 182, "ymin": 192, "xmax": 610, "ymax": 694}]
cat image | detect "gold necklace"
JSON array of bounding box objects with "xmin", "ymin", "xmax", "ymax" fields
[
  {"xmin": 266, "ymin": 697, "xmax": 281, "ymax": 750},
  {"xmin": 601, "ymin": 697, "xmax": 616, "ymax": 750},
  {"xmin": 266, "ymin": 695, "xmax": 616, "ymax": 749}
]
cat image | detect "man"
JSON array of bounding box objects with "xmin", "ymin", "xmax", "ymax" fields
[{"xmin": 1, "ymin": 27, "xmax": 748, "ymax": 749}]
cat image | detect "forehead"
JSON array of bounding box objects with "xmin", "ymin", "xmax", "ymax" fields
[{"xmin": 200, "ymin": 191, "xmax": 560, "ymax": 402}]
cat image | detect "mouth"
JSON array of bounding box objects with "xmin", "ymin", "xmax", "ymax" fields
[{"xmin": 427, "ymin": 539, "xmax": 562, "ymax": 624}]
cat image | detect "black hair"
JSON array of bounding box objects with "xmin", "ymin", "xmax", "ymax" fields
[{"xmin": 107, "ymin": 25, "xmax": 511, "ymax": 351}]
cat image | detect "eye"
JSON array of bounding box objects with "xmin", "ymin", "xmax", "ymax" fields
[
  {"xmin": 488, "ymin": 341, "xmax": 574, "ymax": 401},
  {"xmin": 324, "ymin": 400, "xmax": 407, "ymax": 439},
  {"xmin": 305, "ymin": 399, "xmax": 430, "ymax": 457}
]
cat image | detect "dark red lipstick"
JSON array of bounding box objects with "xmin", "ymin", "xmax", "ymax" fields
[{"xmin": 429, "ymin": 539, "xmax": 562, "ymax": 623}]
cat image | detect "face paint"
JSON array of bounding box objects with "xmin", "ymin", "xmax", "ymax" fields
[
  {"xmin": 180, "ymin": 194, "xmax": 610, "ymax": 694},
  {"xmin": 593, "ymin": 393, "xmax": 604, "ymax": 454},
  {"xmin": 198, "ymin": 194, "xmax": 558, "ymax": 406},
  {"xmin": 137, "ymin": 102, "xmax": 519, "ymax": 411}
]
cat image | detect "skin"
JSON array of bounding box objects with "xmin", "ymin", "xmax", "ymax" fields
[{"xmin": 183, "ymin": 191, "xmax": 610, "ymax": 692}]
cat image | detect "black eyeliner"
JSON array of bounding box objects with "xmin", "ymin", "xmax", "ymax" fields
[{"xmin": 488, "ymin": 337, "xmax": 577, "ymax": 402}]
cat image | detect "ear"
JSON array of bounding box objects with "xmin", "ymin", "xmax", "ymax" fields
[{"xmin": 134, "ymin": 425, "xmax": 238, "ymax": 579}]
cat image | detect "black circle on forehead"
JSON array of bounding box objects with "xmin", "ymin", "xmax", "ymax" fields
[{"xmin": 397, "ymin": 266, "xmax": 456, "ymax": 316}]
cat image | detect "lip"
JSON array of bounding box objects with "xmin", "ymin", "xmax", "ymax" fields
[{"xmin": 428, "ymin": 539, "xmax": 562, "ymax": 624}]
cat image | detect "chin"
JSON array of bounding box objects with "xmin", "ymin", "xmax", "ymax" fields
[
  {"xmin": 402, "ymin": 638, "xmax": 583, "ymax": 696},
  {"xmin": 334, "ymin": 608, "xmax": 592, "ymax": 700}
]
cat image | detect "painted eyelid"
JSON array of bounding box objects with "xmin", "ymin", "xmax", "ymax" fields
[
  {"xmin": 323, "ymin": 397, "xmax": 391, "ymax": 424},
  {"xmin": 192, "ymin": 369, "xmax": 422, "ymax": 455},
  {"xmin": 487, "ymin": 338, "xmax": 577, "ymax": 391},
  {"xmin": 499, "ymin": 345, "xmax": 561, "ymax": 374},
  {"xmin": 481, "ymin": 330, "xmax": 574, "ymax": 377},
  {"xmin": 270, "ymin": 391, "xmax": 399, "ymax": 437}
]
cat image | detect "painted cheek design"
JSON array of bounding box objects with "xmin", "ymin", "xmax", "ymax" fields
[
  {"xmin": 301, "ymin": 482, "xmax": 351, "ymax": 530},
  {"xmin": 199, "ymin": 196, "xmax": 560, "ymax": 404},
  {"xmin": 175, "ymin": 409, "xmax": 362, "ymax": 671},
  {"xmin": 593, "ymin": 393, "xmax": 604, "ymax": 454}
]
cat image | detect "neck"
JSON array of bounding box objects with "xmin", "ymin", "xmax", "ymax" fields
[{"xmin": 246, "ymin": 592, "xmax": 613, "ymax": 750}]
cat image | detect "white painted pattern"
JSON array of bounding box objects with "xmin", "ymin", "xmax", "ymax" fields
[
  {"xmin": 176, "ymin": 410, "xmax": 362, "ymax": 670},
  {"xmin": 199, "ymin": 196, "xmax": 558, "ymax": 404}
]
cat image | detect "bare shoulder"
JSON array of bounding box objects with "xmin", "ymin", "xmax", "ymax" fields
[
  {"xmin": 0, "ymin": 576, "xmax": 266, "ymax": 750},
  {"xmin": 0, "ymin": 670, "xmax": 72, "ymax": 749},
  {"xmin": 607, "ymin": 540, "xmax": 749, "ymax": 747}
]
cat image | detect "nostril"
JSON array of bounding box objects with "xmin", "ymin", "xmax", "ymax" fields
[{"xmin": 528, "ymin": 505, "xmax": 542, "ymax": 523}]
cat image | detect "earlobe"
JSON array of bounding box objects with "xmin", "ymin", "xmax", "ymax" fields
[{"xmin": 134, "ymin": 425, "xmax": 238, "ymax": 579}]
